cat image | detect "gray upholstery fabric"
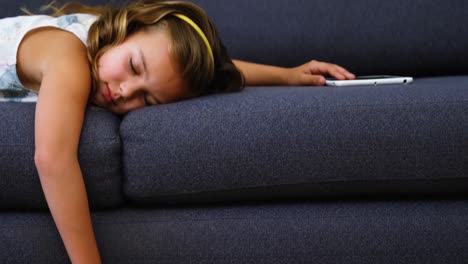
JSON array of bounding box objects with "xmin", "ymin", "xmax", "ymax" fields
[
  {"xmin": 121, "ymin": 77, "xmax": 468, "ymax": 204},
  {"xmin": 1, "ymin": 0, "xmax": 467, "ymax": 263},
  {"xmin": 192, "ymin": 0, "xmax": 468, "ymax": 76},
  {"xmin": 0, "ymin": 104, "xmax": 123, "ymax": 209},
  {"xmin": 3, "ymin": 0, "xmax": 468, "ymax": 76},
  {"xmin": 1, "ymin": 199, "xmax": 468, "ymax": 264}
]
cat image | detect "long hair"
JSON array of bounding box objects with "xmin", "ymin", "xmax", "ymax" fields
[{"xmin": 26, "ymin": 0, "xmax": 245, "ymax": 98}]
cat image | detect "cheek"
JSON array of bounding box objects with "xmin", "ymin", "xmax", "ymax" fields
[
  {"xmin": 98, "ymin": 53, "xmax": 125, "ymax": 81},
  {"xmin": 112, "ymin": 98, "xmax": 145, "ymax": 115}
]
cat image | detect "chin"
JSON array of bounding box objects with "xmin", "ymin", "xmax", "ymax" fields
[
  {"xmin": 90, "ymin": 93, "xmax": 108, "ymax": 109},
  {"xmin": 91, "ymin": 95, "xmax": 104, "ymax": 108}
]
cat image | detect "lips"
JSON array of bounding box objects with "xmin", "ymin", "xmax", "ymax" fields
[{"xmin": 104, "ymin": 84, "xmax": 114, "ymax": 104}]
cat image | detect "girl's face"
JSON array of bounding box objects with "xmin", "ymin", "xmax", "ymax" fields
[{"xmin": 92, "ymin": 28, "xmax": 189, "ymax": 114}]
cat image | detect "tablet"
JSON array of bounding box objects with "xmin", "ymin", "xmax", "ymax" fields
[{"xmin": 325, "ymin": 75, "xmax": 413, "ymax": 87}]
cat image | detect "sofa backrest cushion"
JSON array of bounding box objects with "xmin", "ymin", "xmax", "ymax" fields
[
  {"xmin": 192, "ymin": 0, "xmax": 468, "ymax": 77},
  {"xmin": 2, "ymin": 0, "xmax": 467, "ymax": 77}
]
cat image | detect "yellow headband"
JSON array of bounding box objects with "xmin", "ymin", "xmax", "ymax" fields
[{"xmin": 173, "ymin": 13, "xmax": 214, "ymax": 65}]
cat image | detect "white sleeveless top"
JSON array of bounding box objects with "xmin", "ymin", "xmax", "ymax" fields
[{"xmin": 0, "ymin": 14, "xmax": 98, "ymax": 102}]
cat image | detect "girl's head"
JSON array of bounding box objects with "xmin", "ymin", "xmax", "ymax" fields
[{"xmin": 47, "ymin": 0, "xmax": 244, "ymax": 114}]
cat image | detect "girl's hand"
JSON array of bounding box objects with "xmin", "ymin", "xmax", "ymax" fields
[{"xmin": 286, "ymin": 60, "xmax": 355, "ymax": 86}]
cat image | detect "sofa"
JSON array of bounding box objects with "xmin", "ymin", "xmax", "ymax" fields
[{"xmin": 1, "ymin": 0, "xmax": 467, "ymax": 263}]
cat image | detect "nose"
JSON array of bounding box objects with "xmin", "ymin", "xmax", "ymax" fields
[
  {"xmin": 111, "ymin": 81, "xmax": 146, "ymax": 113},
  {"xmin": 118, "ymin": 81, "xmax": 140, "ymax": 102}
]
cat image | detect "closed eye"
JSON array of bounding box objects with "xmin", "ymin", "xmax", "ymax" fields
[
  {"xmin": 129, "ymin": 57, "xmax": 138, "ymax": 75},
  {"xmin": 143, "ymin": 95, "xmax": 151, "ymax": 106}
]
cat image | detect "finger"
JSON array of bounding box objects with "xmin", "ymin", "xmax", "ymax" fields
[
  {"xmin": 334, "ymin": 65, "xmax": 356, "ymax": 79},
  {"xmin": 301, "ymin": 74, "xmax": 326, "ymax": 86},
  {"xmin": 310, "ymin": 61, "xmax": 356, "ymax": 80},
  {"xmin": 328, "ymin": 67, "xmax": 347, "ymax": 80},
  {"xmin": 308, "ymin": 61, "xmax": 345, "ymax": 79}
]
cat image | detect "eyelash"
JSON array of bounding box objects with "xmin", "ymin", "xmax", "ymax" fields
[
  {"xmin": 129, "ymin": 58, "xmax": 138, "ymax": 75},
  {"xmin": 144, "ymin": 96, "xmax": 151, "ymax": 106},
  {"xmin": 129, "ymin": 57, "xmax": 155, "ymax": 107}
]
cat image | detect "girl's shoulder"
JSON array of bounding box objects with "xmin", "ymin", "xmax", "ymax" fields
[
  {"xmin": 0, "ymin": 13, "xmax": 97, "ymax": 29},
  {"xmin": 0, "ymin": 13, "xmax": 98, "ymax": 44},
  {"xmin": 18, "ymin": 25, "xmax": 91, "ymax": 84}
]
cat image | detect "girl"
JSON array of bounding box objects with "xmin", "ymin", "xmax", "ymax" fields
[{"xmin": 1, "ymin": 0, "xmax": 355, "ymax": 262}]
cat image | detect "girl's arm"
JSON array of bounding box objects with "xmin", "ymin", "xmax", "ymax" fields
[
  {"xmin": 17, "ymin": 28, "xmax": 101, "ymax": 263},
  {"xmin": 233, "ymin": 59, "xmax": 355, "ymax": 86}
]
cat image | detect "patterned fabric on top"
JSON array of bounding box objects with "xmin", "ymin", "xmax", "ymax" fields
[{"xmin": 0, "ymin": 14, "xmax": 97, "ymax": 102}]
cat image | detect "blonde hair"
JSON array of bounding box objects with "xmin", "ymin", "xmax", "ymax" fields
[{"xmin": 27, "ymin": 0, "xmax": 244, "ymax": 98}]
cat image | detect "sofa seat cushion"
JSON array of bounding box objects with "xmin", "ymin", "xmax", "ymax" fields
[
  {"xmin": 0, "ymin": 104, "xmax": 123, "ymax": 209},
  {"xmin": 2, "ymin": 199, "xmax": 468, "ymax": 263},
  {"xmin": 121, "ymin": 76, "xmax": 468, "ymax": 205}
]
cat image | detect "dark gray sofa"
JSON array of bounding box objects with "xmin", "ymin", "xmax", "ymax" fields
[{"xmin": 1, "ymin": 0, "xmax": 468, "ymax": 263}]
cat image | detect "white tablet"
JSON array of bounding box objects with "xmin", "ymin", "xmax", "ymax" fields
[{"xmin": 325, "ymin": 75, "xmax": 413, "ymax": 87}]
